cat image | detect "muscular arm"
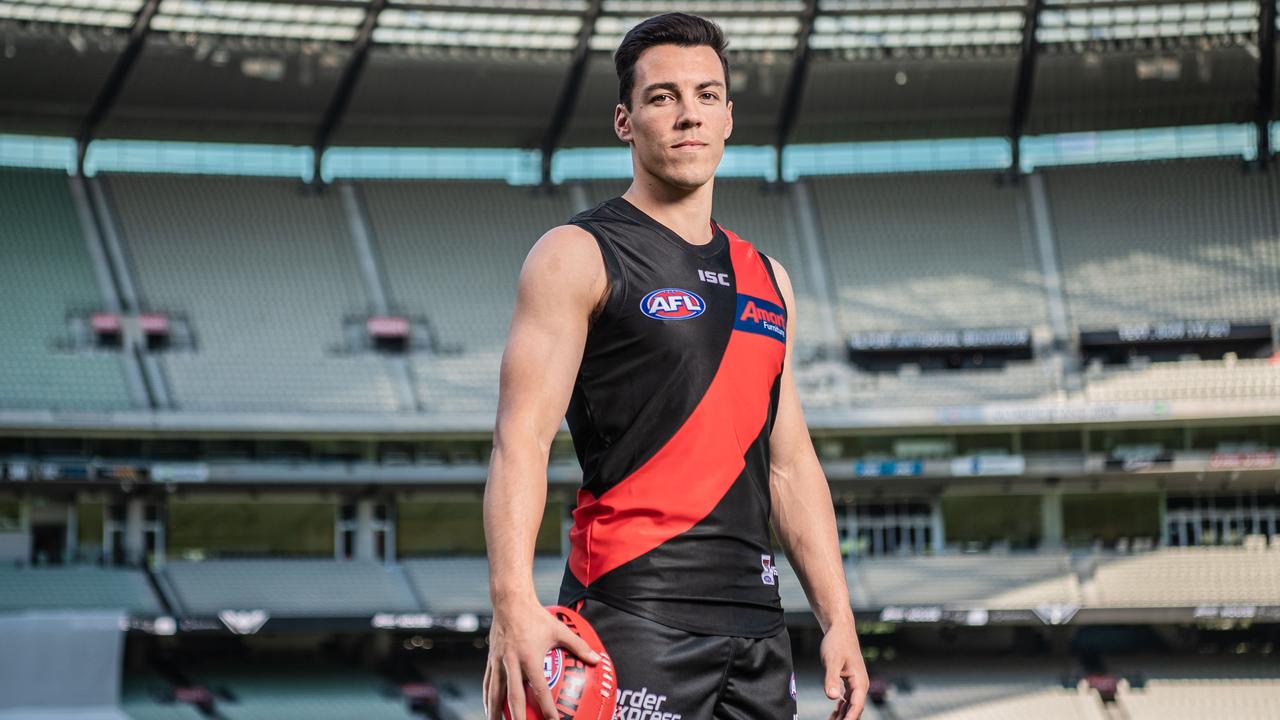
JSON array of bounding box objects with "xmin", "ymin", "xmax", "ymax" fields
[
  {"xmin": 767, "ymin": 258, "xmax": 868, "ymax": 719},
  {"xmin": 483, "ymin": 224, "xmax": 606, "ymax": 720}
]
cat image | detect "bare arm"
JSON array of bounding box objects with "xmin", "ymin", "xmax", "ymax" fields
[
  {"xmin": 483, "ymin": 224, "xmax": 606, "ymax": 720},
  {"xmin": 767, "ymin": 258, "xmax": 868, "ymax": 720}
]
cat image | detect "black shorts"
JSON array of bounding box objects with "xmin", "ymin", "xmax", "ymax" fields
[{"xmin": 574, "ymin": 597, "xmax": 798, "ymax": 720}]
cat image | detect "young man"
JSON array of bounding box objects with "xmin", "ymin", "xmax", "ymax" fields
[{"xmin": 483, "ymin": 12, "xmax": 867, "ymax": 720}]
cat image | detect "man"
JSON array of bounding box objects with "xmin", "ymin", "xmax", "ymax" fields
[{"xmin": 483, "ymin": 12, "xmax": 867, "ymax": 720}]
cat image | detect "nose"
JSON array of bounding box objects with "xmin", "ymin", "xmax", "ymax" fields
[{"xmin": 675, "ymin": 95, "xmax": 703, "ymax": 129}]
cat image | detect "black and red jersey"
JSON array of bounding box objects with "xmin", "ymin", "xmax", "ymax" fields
[{"xmin": 557, "ymin": 196, "xmax": 789, "ymax": 637}]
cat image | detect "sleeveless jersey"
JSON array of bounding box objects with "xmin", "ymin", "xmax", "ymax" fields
[{"xmin": 557, "ymin": 196, "xmax": 789, "ymax": 637}]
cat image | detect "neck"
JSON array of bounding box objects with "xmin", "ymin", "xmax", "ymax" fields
[{"xmin": 622, "ymin": 169, "xmax": 716, "ymax": 246}]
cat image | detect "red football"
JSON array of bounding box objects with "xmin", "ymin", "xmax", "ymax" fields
[{"xmin": 501, "ymin": 605, "xmax": 616, "ymax": 720}]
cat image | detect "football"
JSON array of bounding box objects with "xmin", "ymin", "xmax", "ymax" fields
[{"xmin": 502, "ymin": 605, "xmax": 616, "ymax": 720}]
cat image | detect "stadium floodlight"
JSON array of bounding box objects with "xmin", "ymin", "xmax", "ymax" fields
[
  {"xmin": 0, "ymin": 0, "xmax": 142, "ymax": 29},
  {"xmin": 1037, "ymin": 0, "xmax": 1259, "ymax": 43},
  {"xmin": 152, "ymin": 0, "xmax": 368, "ymax": 42},
  {"xmin": 374, "ymin": 8, "xmax": 582, "ymax": 48},
  {"xmin": 810, "ymin": 8, "xmax": 1024, "ymax": 48},
  {"xmin": 592, "ymin": 13, "xmax": 801, "ymax": 51}
]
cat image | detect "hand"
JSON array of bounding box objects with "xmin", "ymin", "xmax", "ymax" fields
[
  {"xmin": 483, "ymin": 600, "xmax": 600, "ymax": 720},
  {"xmin": 820, "ymin": 621, "xmax": 868, "ymax": 720}
]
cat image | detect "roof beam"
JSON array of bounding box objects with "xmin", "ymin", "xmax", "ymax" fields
[
  {"xmin": 774, "ymin": 0, "xmax": 819, "ymax": 184},
  {"xmin": 312, "ymin": 0, "xmax": 388, "ymax": 185},
  {"xmin": 75, "ymin": 0, "xmax": 161, "ymax": 176},
  {"xmin": 540, "ymin": 0, "xmax": 603, "ymax": 188},
  {"xmin": 1007, "ymin": 0, "xmax": 1044, "ymax": 181},
  {"xmin": 1256, "ymin": 0, "xmax": 1276, "ymax": 167}
]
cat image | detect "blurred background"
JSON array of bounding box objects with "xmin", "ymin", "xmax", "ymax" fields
[{"xmin": 2, "ymin": 0, "xmax": 1280, "ymax": 718}]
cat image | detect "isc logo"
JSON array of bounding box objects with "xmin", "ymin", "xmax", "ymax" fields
[{"xmin": 641, "ymin": 288, "xmax": 706, "ymax": 320}]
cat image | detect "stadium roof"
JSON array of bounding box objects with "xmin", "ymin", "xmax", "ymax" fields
[{"xmin": 0, "ymin": 0, "xmax": 1273, "ymax": 176}]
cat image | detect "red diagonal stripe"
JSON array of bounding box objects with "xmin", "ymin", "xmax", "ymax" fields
[{"xmin": 569, "ymin": 234, "xmax": 785, "ymax": 585}]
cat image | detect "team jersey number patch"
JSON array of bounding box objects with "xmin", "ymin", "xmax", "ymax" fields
[
  {"xmin": 734, "ymin": 294, "xmax": 786, "ymax": 343},
  {"xmin": 641, "ymin": 288, "xmax": 706, "ymax": 320}
]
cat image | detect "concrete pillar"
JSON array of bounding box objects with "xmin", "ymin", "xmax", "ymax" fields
[
  {"xmin": 1040, "ymin": 491, "xmax": 1064, "ymax": 550},
  {"xmin": 124, "ymin": 498, "xmax": 146, "ymax": 566},
  {"xmin": 355, "ymin": 499, "xmax": 376, "ymax": 561},
  {"xmin": 930, "ymin": 500, "xmax": 946, "ymax": 554}
]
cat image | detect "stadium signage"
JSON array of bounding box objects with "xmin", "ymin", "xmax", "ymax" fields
[
  {"xmin": 218, "ymin": 609, "xmax": 269, "ymax": 635},
  {"xmin": 1032, "ymin": 603, "xmax": 1080, "ymax": 625},
  {"xmin": 879, "ymin": 606, "xmax": 943, "ymax": 623},
  {"xmin": 1207, "ymin": 451, "xmax": 1277, "ymax": 470},
  {"xmin": 151, "ymin": 463, "xmax": 209, "ymax": 483},
  {"xmin": 1080, "ymin": 321, "xmax": 1269, "ymax": 345},
  {"xmin": 854, "ymin": 460, "xmax": 923, "ymax": 477},
  {"xmin": 849, "ymin": 327, "xmax": 1030, "ymax": 351},
  {"xmin": 949, "ymin": 455, "xmax": 1026, "ymax": 477}
]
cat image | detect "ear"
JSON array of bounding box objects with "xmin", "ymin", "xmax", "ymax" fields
[
  {"xmin": 724, "ymin": 98, "xmax": 734, "ymax": 141},
  {"xmin": 614, "ymin": 103, "xmax": 633, "ymax": 144}
]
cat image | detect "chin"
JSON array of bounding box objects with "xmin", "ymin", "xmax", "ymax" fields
[{"xmin": 656, "ymin": 163, "xmax": 716, "ymax": 190}]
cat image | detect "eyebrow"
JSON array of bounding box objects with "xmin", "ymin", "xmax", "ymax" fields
[{"xmin": 641, "ymin": 80, "xmax": 726, "ymax": 96}]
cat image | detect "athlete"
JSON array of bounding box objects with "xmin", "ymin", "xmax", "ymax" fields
[{"xmin": 483, "ymin": 12, "xmax": 867, "ymax": 720}]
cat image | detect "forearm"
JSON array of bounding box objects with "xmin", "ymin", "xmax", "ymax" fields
[
  {"xmin": 484, "ymin": 431, "xmax": 552, "ymax": 611},
  {"xmin": 772, "ymin": 456, "xmax": 854, "ymax": 634}
]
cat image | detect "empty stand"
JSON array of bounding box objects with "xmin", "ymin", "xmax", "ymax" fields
[
  {"xmin": 856, "ymin": 552, "xmax": 1079, "ymax": 608},
  {"xmin": 1083, "ymin": 357, "xmax": 1280, "ymax": 402},
  {"xmin": 0, "ymin": 169, "xmax": 133, "ymax": 411},
  {"xmin": 1045, "ymin": 158, "xmax": 1280, "ymax": 328},
  {"xmin": 809, "ymin": 171, "xmax": 1049, "ymax": 334},
  {"xmin": 0, "ymin": 566, "xmax": 162, "ymax": 614},
  {"xmin": 158, "ymin": 560, "xmax": 420, "ymax": 616},
  {"xmin": 103, "ymin": 174, "xmax": 400, "ymax": 413},
  {"xmin": 400, "ymin": 555, "xmax": 564, "ymax": 614},
  {"xmin": 188, "ymin": 662, "xmax": 416, "ymax": 720},
  {"xmin": 1089, "ymin": 546, "xmax": 1280, "ymax": 607}
]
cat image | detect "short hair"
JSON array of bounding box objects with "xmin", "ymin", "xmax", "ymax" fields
[{"xmin": 614, "ymin": 12, "xmax": 730, "ymax": 109}]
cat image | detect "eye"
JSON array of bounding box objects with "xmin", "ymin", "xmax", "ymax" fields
[
  {"xmin": 651, "ymin": 93, "xmax": 674, "ymax": 104},
  {"xmin": 700, "ymin": 92, "xmax": 719, "ymax": 101}
]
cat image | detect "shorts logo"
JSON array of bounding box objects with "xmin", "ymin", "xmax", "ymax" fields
[
  {"xmin": 761, "ymin": 554, "xmax": 779, "ymax": 585},
  {"xmin": 640, "ymin": 288, "xmax": 705, "ymax": 321},
  {"xmin": 614, "ymin": 687, "xmax": 682, "ymax": 720},
  {"xmin": 789, "ymin": 672, "xmax": 797, "ymax": 700},
  {"xmin": 734, "ymin": 294, "xmax": 786, "ymax": 343},
  {"xmin": 543, "ymin": 647, "xmax": 564, "ymax": 689}
]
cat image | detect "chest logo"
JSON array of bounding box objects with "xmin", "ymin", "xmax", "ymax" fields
[
  {"xmin": 640, "ymin": 288, "xmax": 706, "ymax": 320},
  {"xmin": 735, "ymin": 294, "xmax": 787, "ymax": 343}
]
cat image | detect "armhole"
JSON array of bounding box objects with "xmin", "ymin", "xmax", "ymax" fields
[
  {"xmin": 570, "ymin": 220, "xmax": 627, "ymax": 325},
  {"xmin": 758, "ymin": 250, "xmax": 788, "ymax": 316}
]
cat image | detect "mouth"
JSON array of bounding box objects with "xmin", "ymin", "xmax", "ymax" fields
[{"xmin": 671, "ymin": 140, "xmax": 707, "ymax": 150}]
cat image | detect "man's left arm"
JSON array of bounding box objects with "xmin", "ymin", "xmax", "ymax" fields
[{"xmin": 766, "ymin": 257, "xmax": 868, "ymax": 720}]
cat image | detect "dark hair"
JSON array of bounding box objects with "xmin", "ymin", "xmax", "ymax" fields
[{"xmin": 614, "ymin": 12, "xmax": 730, "ymax": 109}]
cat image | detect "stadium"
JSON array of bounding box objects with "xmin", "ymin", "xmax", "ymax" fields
[{"xmin": 2, "ymin": 0, "xmax": 1280, "ymax": 717}]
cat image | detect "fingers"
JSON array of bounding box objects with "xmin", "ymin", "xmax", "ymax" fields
[
  {"xmin": 521, "ymin": 653, "xmax": 558, "ymax": 720},
  {"xmin": 554, "ymin": 624, "xmax": 601, "ymax": 665},
  {"xmin": 843, "ymin": 678, "xmax": 866, "ymax": 720},
  {"xmin": 503, "ymin": 655, "xmax": 528, "ymax": 720},
  {"xmin": 823, "ymin": 660, "xmax": 843, "ymax": 701},
  {"xmin": 484, "ymin": 655, "xmax": 505, "ymax": 720}
]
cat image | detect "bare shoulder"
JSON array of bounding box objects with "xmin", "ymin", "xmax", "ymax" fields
[
  {"xmin": 518, "ymin": 224, "xmax": 607, "ymax": 314},
  {"xmin": 765, "ymin": 255, "xmax": 796, "ymax": 307}
]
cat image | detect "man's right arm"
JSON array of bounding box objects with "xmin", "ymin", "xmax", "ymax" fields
[{"xmin": 483, "ymin": 224, "xmax": 606, "ymax": 720}]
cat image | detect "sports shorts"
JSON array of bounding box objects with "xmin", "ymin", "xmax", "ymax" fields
[{"xmin": 573, "ymin": 597, "xmax": 798, "ymax": 720}]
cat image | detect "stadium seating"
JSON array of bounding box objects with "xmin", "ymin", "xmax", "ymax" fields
[
  {"xmin": 808, "ymin": 171, "xmax": 1050, "ymax": 334},
  {"xmin": 1083, "ymin": 356, "xmax": 1280, "ymax": 403},
  {"xmin": 1118, "ymin": 680, "xmax": 1280, "ymax": 720},
  {"xmin": 0, "ymin": 168, "xmax": 134, "ymax": 411},
  {"xmin": 855, "ymin": 552, "xmax": 1080, "ymax": 608},
  {"xmin": 186, "ymin": 663, "xmax": 417, "ymax": 720},
  {"xmin": 1044, "ymin": 157, "xmax": 1280, "ymax": 329},
  {"xmin": 157, "ymin": 559, "xmax": 421, "ymax": 616},
  {"xmin": 103, "ymin": 174, "xmax": 402, "ymax": 413},
  {"xmin": 0, "ymin": 565, "xmax": 162, "ymax": 614},
  {"xmin": 1087, "ymin": 546, "xmax": 1280, "ymax": 607},
  {"xmin": 400, "ymin": 555, "xmax": 564, "ymax": 614}
]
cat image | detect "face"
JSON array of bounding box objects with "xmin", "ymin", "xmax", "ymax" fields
[{"xmin": 615, "ymin": 44, "xmax": 734, "ymax": 191}]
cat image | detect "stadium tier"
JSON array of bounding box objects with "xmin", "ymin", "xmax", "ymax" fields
[
  {"xmin": 1086, "ymin": 546, "xmax": 1280, "ymax": 607},
  {"xmin": 401, "ymin": 555, "xmax": 564, "ymax": 615},
  {"xmin": 157, "ymin": 560, "xmax": 420, "ymax": 617},
  {"xmin": 102, "ymin": 173, "xmax": 403, "ymax": 413},
  {"xmin": 1044, "ymin": 158, "xmax": 1280, "ymax": 329},
  {"xmin": 0, "ymin": 565, "xmax": 161, "ymax": 614},
  {"xmin": 0, "ymin": 162, "xmax": 1276, "ymax": 417},
  {"xmin": 0, "ymin": 168, "xmax": 134, "ymax": 411},
  {"xmin": 853, "ymin": 553, "xmax": 1079, "ymax": 609},
  {"xmin": 808, "ymin": 171, "xmax": 1049, "ymax": 334}
]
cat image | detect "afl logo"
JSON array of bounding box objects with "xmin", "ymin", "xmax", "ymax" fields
[
  {"xmin": 641, "ymin": 288, "xmax": 705, "ymax": 320},
  {"xmin": 542, "ymin": 647, "xmax": 564, "ymax": 689}
]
